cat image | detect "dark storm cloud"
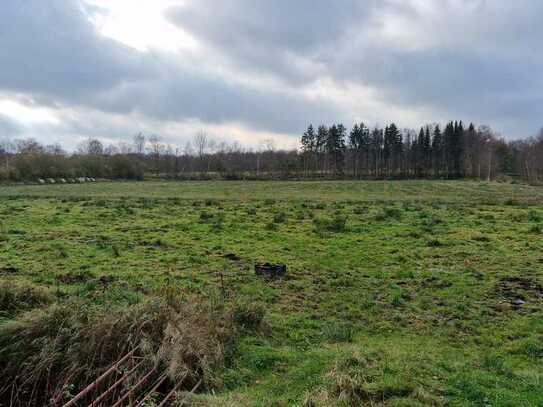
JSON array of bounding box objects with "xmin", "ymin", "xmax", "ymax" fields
[
  {"xmin": 0, "ymin": 1, "xmax": 146, "ymax": 99},
  {"xmin": 167, "ymin": 0, "xmax": 368, "ymax": 83},
  {"xmin": 0, "ymin": 0, "xmax": 341, "ymax": 137},
  {"xmin": 0, "ymin": 0, "xmax": 542, "ymax": 142},
  {"xmin": 169, "ymin": 0, "xmax": 543, "ymax": 136}
]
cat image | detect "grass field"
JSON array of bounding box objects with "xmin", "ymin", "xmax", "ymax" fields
[{"xmin": 1, "ymin": 180, "xmax": 543, "ymax": 406}]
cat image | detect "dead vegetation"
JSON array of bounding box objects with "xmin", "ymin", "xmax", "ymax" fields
[
  {"xmin": 303, "ymin": 350, "xmax": 443, "ymax": 406},
  {"xmin": 0, "ymin": 292, "xmax": 265, "ymax": 406},
  {"xmin": 0, "ymin": 280, "xmax": 54, "ymax": 315}
]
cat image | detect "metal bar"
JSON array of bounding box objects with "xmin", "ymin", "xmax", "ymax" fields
[
  {"xmin": 175, "ymin": 379, "xmax": 203, "ymax": 407},
  {"xmin": 110, "ymin": 367, "xmax": 156, "ymax": 407},
  {"xmin": 157, "ymin": 376, "xmax": 201, "ymax": 407},
  {"xmin": 63, "ymin": 347, "xmax": 139, "ymax": 407},
  {"xmin": 88, "ymin": 360, "xmax": 144, "ymax": 407},
  {"xmin": 134, "ymin": 372, "xmax": 169, "ymax": 407}
]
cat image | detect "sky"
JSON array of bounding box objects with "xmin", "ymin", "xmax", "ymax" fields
[{"xmin": 0, "ymin": 0, "xmax": 542, "ymax": 151}]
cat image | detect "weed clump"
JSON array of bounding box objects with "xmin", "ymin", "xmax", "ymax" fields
[
  {"xmin": 0, "ymin": 281, "xmax": 54, "ymax": 314},
  {"xmin": 528, "ymin": 210, "xmax": 541, "ymax": 222},
  {"xmin": 303, "ymin": 350, "xmax": 420, "ymax": 406},
  {"xmin": 322, "ymin": 322, "xmax": 353, "ymax": 343},
  {"xmin": 205, "ymin": 198, "xmax": 220, "ymax": 206},
  {"xmin": 200, "ymin": 210, "xmax": 214, "ymax": 221},
  {"xmin": 375, "ymin": 207, "xmax": 403, "ymax": 221},
  {"xmin": 313, "ymin": 214, "xmax": 348, "ymax": 234},
  {"xmin": 232, "ymin": 300, "xmax": 265, "ymax": 330},
  {"xmin": 0, "ymin": 293, "xmax": 265, "ymax": 406},
  {"xmin": 273, "ymin": 211, "xmax": 287, "ymax": 223},
  {"xmin": 246, "ymin": 207, "xmax": 257, "ymax": 215}
]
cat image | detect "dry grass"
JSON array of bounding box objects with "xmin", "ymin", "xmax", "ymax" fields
[
  {"xmin": 0, "ymin": 280, "xmax": 54, "ymax": 315},
  {"xmin": 0, "ymin": 292, "xmax": 264, "ymax": 406}
]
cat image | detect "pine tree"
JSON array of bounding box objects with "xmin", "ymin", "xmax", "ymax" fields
[
  {"xmin": 316, "ymin": 125, "xmax": 328, "ymax": 175},
  {"xmin": 301, "ymin": 124, "xmax": 316, "ymax": 177},
  {"xmin": 432, "ymin": 124, "xmax": 443, "ymax": 177}
]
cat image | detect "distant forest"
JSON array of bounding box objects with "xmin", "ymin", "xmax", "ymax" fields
[{"xmin": 1, "ymin": 121, "xmax": 543, "ymax": 183}]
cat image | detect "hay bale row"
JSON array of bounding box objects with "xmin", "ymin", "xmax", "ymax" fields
[{"xmin": 36, "ymin": 177, "xmax": 97, "ymax": 185}]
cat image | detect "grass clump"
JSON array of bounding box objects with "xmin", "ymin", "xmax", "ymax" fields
[
  {"xmin": 375, "ymin": 207, "xmax": 403, "ymax": 221},
  {"xmin": 0, "ymin": 281, "xmax": 54, "ymax": 315},
  {"xmin": 313, "ymin": 214, "xmax": 348, "ymax": 234},
  {"xmin": 232, "ymin": 300, "xmax": 266, "ymax": 331},
  {"xmin": 303, "ymin": 350, "xmax": 421, "ymax": 406},
  {"xmin": 273, "ymin": 211, "xmax": 287, "ymax": 223},
  {"xmin": 0, "ymin": 293, "xmax": 265, "ymax": 406},
  {"xmin": 200, "ymin": 210, "xmax": 214, "ymax": 221},
  {"xmin": 322, "ymin": 322, "xmax": 354, "ymax": 343}
]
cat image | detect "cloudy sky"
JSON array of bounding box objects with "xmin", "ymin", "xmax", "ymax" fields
[{"xmin": 0, "ymin": 0, "xmax": 541, "ymax": 151}]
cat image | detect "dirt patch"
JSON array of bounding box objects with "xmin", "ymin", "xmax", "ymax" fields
[
  {"xmin": 97, "ymin": 275, "xmax": 117, "ymax": 287},
  {"xmin": 223, "ymin": 253, "xmax": 241, "ymax": 262},
  {"xmin": 494, "ymin": 276, "xmax": 543, "ymax": 305},
  {"xmin": 57, "ymin": 271, "xmax": 92, "ymax": 284},
  {"xmin": 0, "ymin": 266, "xmax": 19, "ymax": 274}
]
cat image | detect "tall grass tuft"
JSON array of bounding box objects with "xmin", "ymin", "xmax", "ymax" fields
[{"xmin": 0, "ymin": 293, "xmax": 265, "ymax": 406}]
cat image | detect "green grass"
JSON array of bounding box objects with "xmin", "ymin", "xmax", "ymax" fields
[{"xmin": 1, "ymin": 180, "xmax": 543, "ymax": 406}]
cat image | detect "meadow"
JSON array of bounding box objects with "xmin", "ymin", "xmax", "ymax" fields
[{"xmin": 1, "ymin": 180, "xmax": 542, "ymax": 406}]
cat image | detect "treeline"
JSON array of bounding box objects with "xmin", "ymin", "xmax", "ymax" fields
[
  {"xmin": 1, "ymin": 122, "xmax": 543, "ymax": 183},
  {"xmin": 300, "ymin": 121, "xmax": 542, "ymax": 182},
  {"xmin": 300, "ymin": 121, "xmax": 507, "ymax": 179}
]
